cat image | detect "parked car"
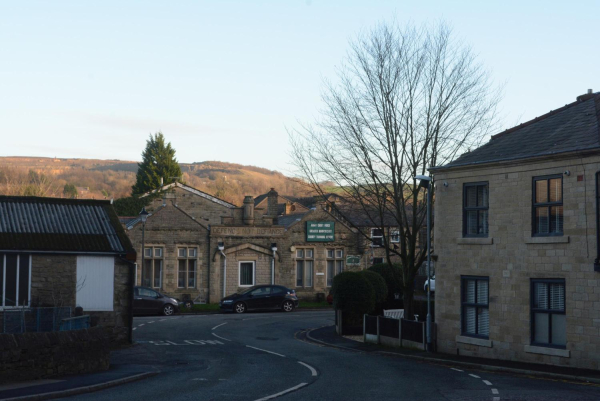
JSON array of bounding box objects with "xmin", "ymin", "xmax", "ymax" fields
[
  {"xmin": 133, "ymin": 286, "xmax": 181, "ymax": 316},
  {"xmin": 424, "ymin": 276, "xmax": 435, "ymax": 292},
  {"xmin": 220, "ymin": 285, "xmax": 299, "ymax": 313}
]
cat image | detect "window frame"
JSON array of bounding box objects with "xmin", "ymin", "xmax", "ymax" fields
[
  {"xmin": 142, "ymin": 246, "xmax": 163, "ymax": 289},
  {"xmin": 370, "ymin": 228, "xmax": 384, "ymax": 247},
  {"xmin": 462, "ymin": 182, "xmax": 489, "ymax": 238},
  {"xmin": 177, "ymin": 247, "xmax": 198, "ymax": 289},
  {"xmin": 390, "ymin": 229, "xmax": 400, "ymax": 243},
  {"xmin": 295, "ymin": 248, "xmax": 314, "ymax": 288},
  {"xmin": 461, "ymin": 275, "xmax": 490, "ymax": 339},
  {"xmin": 0, "ymin": 253, "xmax": 32, "ymax": 309},
  {"xmin": 238, "ymin": 261, "xmax": 256, "ymax": 287},
  {"xmin": 532, "ymin": 175, "xmax": 563, "ymax": 237},
  {"xmin": 530, "ymin": 278, "xmax": 566, "ymax": 349},
  {"xmin": 326, "ymin": 248, "xmax": 345, "ymax": 287}
]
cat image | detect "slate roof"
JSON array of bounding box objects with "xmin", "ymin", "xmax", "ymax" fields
[
  {"xmin": 276, "ymin": 213, "xmax": 308, "ymax": 228},
  {"xmin": 0, "ymin": 196, "xmax": 134, "ymax": 254},
  {"xmin": 434, "ymin": 92, "xmax": 600, "ymax": 170}
]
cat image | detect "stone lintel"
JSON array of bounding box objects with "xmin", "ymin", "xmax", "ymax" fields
[{"xmin": 524, "ymin": 345, "xmax": 570, "ymax": 358}]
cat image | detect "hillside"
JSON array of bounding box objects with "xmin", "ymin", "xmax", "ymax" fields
[{"xmin": 0, "ymin": 157, "xmax": 311, "ymax": 205}]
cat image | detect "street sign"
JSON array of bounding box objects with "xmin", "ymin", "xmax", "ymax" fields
[
  {"xmin": 306, "ymin": 221, "xmax": 335, "ymax": 242},
  {"xmin": 346, "ymin": 255, "xmax": 361, "ymax": 266}
]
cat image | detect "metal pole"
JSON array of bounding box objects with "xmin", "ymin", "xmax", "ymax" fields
[
  {"xmin": 426, "ymin": 184, "xmax": 432, "ymax": 352},
  {"xmin": 141, "ymin": 221, "xmax": 145, "ymax": 287}
]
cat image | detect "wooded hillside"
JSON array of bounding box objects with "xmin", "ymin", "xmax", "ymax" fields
[{"xmin": 0, "ymin": 157, "xmax": 310, "ymax": 205}]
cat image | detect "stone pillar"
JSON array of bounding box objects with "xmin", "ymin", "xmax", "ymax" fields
[
  {"xmin": 243, "ymin": 196, "xmax": 255, "ymax": 225},
  {"xmin": 267, "ymin": 188, "xmax": 278, "ymax": 217}
]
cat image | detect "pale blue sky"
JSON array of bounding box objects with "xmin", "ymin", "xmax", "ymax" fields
[{"xmin": 1, "ymin": 1, "xmax": 598, "ymax": 173}]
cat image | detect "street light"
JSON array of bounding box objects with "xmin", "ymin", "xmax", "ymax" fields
[
  {"xmin": 271, "ymin": 243, "xmax": 278, "ymax": 284},
  {"xmin": 415, "ymin": 174, "xmax": 432, "ymax": 352},
  {"xmin": 139, "ymin": 207, "xmax": 149, "ymax": 287}
]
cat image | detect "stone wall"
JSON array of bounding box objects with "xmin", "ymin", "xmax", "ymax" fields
[
  {"xmin": 0, "ymin": 327, "xmax": 110, "ymax": 384},
  {"xmin": 434, "ymin": 154, "xmax": 600, "ymax": 370}
]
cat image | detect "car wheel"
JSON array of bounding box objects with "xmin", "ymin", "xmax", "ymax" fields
[
  {"xmin": 163, "ymin": 304, "xmax": 175, "ymax": 316},
  {"xmin": 234, "ymin": 302, "xmax": 246, "ymax": 314},
  {"xmin": 184, "ymin": 301, "xmax": 193, "ymax": 309},
  {"xmin": 282, "ymin": 300, "xmax": 295, "ymax": 312}
]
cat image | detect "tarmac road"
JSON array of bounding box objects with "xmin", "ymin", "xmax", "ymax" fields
[{"xmin": 57, "ymin": 310, "xmax": 600, "ymax": 401}]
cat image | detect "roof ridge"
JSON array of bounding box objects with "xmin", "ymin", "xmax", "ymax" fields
[
  {"xmin": 0, "ymin": 196, "xmax": 112, "ymax": 205},
  {"xmin": 491, "ymin": 93, "xmax": 600, "ymax": 141}
]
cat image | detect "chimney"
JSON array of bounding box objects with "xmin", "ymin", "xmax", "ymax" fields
[
  {"xmin": 243, "ymin": 196, "xmax": 255, "ymax": 225},
  {"xmin": 577, "ymin": 89, "xmax": 595, "ymax": 102},
  {"xmin": 267, "ymin": 188, "xmax": 279, "ymax": 217}
]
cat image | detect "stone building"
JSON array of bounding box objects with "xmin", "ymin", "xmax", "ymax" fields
[
  {"xmin": 125, "ymin": 183, "xmax": 390, "ymax": 303},
  {"xmin": 0, "ymin": 196, "xmax": 136, "ymax": 344},
  {"xmin": 431, "ymin": 90, "xmax": 600, "ymax": 370}
]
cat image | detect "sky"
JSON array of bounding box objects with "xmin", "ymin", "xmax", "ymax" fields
[{"xmin": 1, "ymin": 1, "xmax": 599, "ymax": 174}]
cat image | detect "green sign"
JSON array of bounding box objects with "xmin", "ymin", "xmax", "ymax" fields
[
  {"xmin": 306, "ymin": 221, "xmax": 335, "ymax": 242},
  {"xmin": 346, "ymin": 255, "xmax": 361, "ymax": 266}
]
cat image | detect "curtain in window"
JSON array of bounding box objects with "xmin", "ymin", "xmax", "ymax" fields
[
  {"xmin": 240, "ymin": 263, "xmax": 253, "ymax": 286},
  {"xmin": 178, "ymin": 260, "xmax": 187, "ymax": 288},
  {"xmin": 153, "ymin": 260, "xmax": 162, "ymax": 288},
  {"xmin": 296, "ymin": 261, "xmax": 304, "ymax": 287},
  {"xmin": 142, "ymin": 259, "xmax": 152, "ymax": 287},
  {"xmin": 327, "ymin": 261, "xmax": 334, "ymax": 287},
  {"xmin": 188, "ymin": 260, "xmax": 196, "ymax": 288},
  {"xmin": 306, "ymin": 261, "xmax": 314, "ymax": 287}
]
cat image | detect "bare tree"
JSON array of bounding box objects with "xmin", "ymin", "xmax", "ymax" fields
[{"xmin": 290, "ymin": 22, "xmax": 501, "ymax": 317}]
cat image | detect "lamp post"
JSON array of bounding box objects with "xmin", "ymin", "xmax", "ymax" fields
[
  {"xmin": 139, "ymin": 207, "xmax": 149, "ymax": 287},
  {"xmin": 271, "ymin": 243, "xmax": 277, "ymax": 284},
  {"xmin": 415, "ymin": 174, "xmax": 432, "ymax": 352}
]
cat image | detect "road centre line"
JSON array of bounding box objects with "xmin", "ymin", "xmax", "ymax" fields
[
  {"xmin": 212, "ymin": 332, "xmax": 231, "ymax": 342},
  {"xmin": 450, "ymin": 368, "xmax": 463, "ymax": 372},
  {"xmin": 246, "ymin": 345, "xmax": 285, "ymax": 357},
  {"xmin": 483, "ymin": 380, "xmax": 492, "ymax": 386},
  {"xmin": 298, "ymin": 361, "xmax": 317, "ymax": 376},
  {"xmin": 253, "ymin": 383, "xmax": 308, "ymax": 401},
  {"xmin": 148, "ymin": 321, "xmax": 154, "ymax": 324},
  {"xmin": 138, "ymin": 324, "xmax": 145, "ymax": 327},
  {"xmin": 492, "ymin": 388, "xmax": 499, "ymax": 394},
  {"xmin": 212, "ymin": 322, "xmax": 227, "ymax": 330},
  {"xmin": 132, "ymin": 328, "xmax": 137, "ymax": 331},
  {"xmin": 469, "ymin": 374, "xmax": 480, "ymax": 379}
]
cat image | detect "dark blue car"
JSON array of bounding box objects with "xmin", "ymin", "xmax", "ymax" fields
[{"xmin": 220, "ymin": 285, "xmax": 299, "ymax": 313}]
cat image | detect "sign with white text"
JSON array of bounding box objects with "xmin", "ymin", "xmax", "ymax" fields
[{"xmin": 306, "ymin": 221, "xmax": 335, "ymax": 242}]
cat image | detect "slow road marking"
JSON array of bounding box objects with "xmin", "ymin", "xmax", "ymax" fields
[
  {"xmin": 246, "ymin": 345, "xmax": 285, "ymax": 357},
  {"xmin": 254, "ymin": 383, "xmax": 308, "ymax": 401},
  {"xmin": 469, "ymin": 374, "xmax": 480, "ymax": 379},
  {"xmin": 483, "ymin": 380, "xmax": 492, "ymax": 386}
]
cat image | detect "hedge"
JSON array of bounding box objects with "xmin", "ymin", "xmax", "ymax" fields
[{"xmin": 332, "ymin": 271, "xmax": 375, "ymax": 316}]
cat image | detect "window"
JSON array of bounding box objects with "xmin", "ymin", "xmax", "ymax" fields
[
  {"xmin": 0, "ymin": 254, "xmax": 31, "ymax": 308},
  {"xmin": 239, "ymin": 262, "xmax": 255, "ymax": 287},
  {"xmin": 296, "ymin": 249, "xmax": 314, "ymax": 287},
  {"xmin": 390, "ymin": 230, "xmax": 400, "ymax": 243},
  {"xmin": 178, "ymin": 247, "xmax": 198, "ymax": 289},
  {"xmin": 139, "ymin": 288, "xmax": 159, "ymax": 298},
  {"xmin": 371, "ymin": 228, "xmax": 383, "ymax": 246},
  {"xmin": 417, "ymin": 227, "xmax": 428, "ymax": 249},
  {"xmin": 250, "ymin": 287, "xmax": 271, "ymax": 296},
  {"xmin": 461, "ymin": 276, "xmax": 489, "ymax": 338},
  {"xmin": 531, "ymin": 279, "xmax": 566, "ymax": 348},
  {"xmin": 326, "ymin": 249, "xmax": 344, "ymax": 286},
  {"xmin": 533, "ymin": 176, "xmax": 563, "ymax": 236},
  {"xmin": 373, "ymin": 257, "xmax": 384, "ymax": 265},
  {"xmin": 463, "ymin": 183, "xmax": 489, "ymax": 237},
  {"xmin": 142, "ymin": 247, "xmax": 163, "ymax": 288}
]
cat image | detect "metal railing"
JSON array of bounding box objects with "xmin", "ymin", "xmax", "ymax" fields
[
  {"xmin": 59, "ymin": 315, "xmax": 90, "ymax": 331},
  {"xmin": 3, "ymin": 307, "xmax": 72, "ymax": 334}
]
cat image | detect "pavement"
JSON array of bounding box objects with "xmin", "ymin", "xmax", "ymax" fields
[
  {"xmin": 306, "ymin": 325, "xmax": 600, "ymax": 385},
  {"xmin": 3, "ymin": 311, "xmax": 600, "ymax": 400}
]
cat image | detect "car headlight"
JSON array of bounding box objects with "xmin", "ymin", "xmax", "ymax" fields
[{"xmin": 222, "ymin": 300, "xmax": 233, "ymax": 304}]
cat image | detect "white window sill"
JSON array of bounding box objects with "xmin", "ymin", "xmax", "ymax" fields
[
  {"xmin": 456, "ymin": 335, "xmax": 493, "ymax": 348},
  {"xmin": 524, "ymin": 345, "xmax": 570, "ymax": 358},
  {"xmin": 456, "ymin": 238, "xmax": 493, "ymax": 245},
  {"xmin": 525, "ymin": 236, "xmax": 569, "ymax": 244}
]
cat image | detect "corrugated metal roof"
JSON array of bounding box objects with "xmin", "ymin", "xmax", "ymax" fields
[{"xmin": 0, "ymin": 197, "xmax": 131, "ymax": 253}]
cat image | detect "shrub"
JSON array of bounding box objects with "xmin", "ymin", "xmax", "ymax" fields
[
  {"xmin": 359, "ymin": 270, "xmax": 388, "ymax": 306},
  {"xmin": 332, "ymin": 271, "xmax": 375, "ymax": 316},
  {"xmin": 368, "ymin": 263, "xmax": 403, "ymax": 308}
]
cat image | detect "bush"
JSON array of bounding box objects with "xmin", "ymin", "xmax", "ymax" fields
[
  {"xmin": 359, "ymin": 270, "xmax": 388, "ymax": 306},
  {"xmin": 368, "ymin": 263, "xmax": 403, "ymax": 308},
  {"xmin": 332, "ymin": 271, "xmax": 375, "ymax": 316}
]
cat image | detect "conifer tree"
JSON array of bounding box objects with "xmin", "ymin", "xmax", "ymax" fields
[{"xmin": 132, "ymin": 132, "xmax": 182, "ymax": 195}]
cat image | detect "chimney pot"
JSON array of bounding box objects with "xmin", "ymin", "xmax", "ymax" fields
[
  {"xmin": 243, "ymin": 196, "xmax": 255, "ymax": 225},
  {"xmin": 588, "ymin": 89, "xmax": 593, "ymax": 94}
]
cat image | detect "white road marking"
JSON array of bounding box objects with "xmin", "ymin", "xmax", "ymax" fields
[
  {"xmin": 254, "ymin": 383, "xmax": 308, "ymax": 401},
  {"xmin": 132, "ymin": 328, "xmax": 137, "ymax": 331},
  {"xmin": 212, "ymin": 332, "xmax": 231, "ymax": 342},
  {"xmin": 483, "ymin": 380, "xmax": 492, "ymax": 386},
  {"xmin": 450, "ymin": 368, "xmax": 463, "ymax": 372},
  {"xmin": 138, "ymin": 324, "xmax": 145, "ymax": 327},
  {"xmin": 212, "ymin": 322, "xmax": 227, "ymax": 330},
  {"xmin": 469, "ymin": 374, "xmax": 480, "ymax": 379},
  {"xmin": 246, "ymin": 345, "xmax": 285, "ymax": 357},
  {"xmin": 148, "ymin": 321, "xmax": 155, "ymax": 324},
  {"xmin": 492, "ymin": 388, "xmax": 499, "ymax": 395},
  {"xmin": 160, "ymin": 319, "xmax": 166, "ymax": 321},
  {"xmin": 193, "ymin": 378, "xmax": 207, "ymax": 381},
  {"xmin": 298, "ymin": 361, "xmax": 317, "ymax": 376}
]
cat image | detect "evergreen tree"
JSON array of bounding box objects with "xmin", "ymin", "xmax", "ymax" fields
[
  {"xmin": 63, "ymin": 183, "xmax": 78, "ymax": 198},
  {"xmin": 131, "ymin": 132, "xmax": 182, "ymax": 195}
]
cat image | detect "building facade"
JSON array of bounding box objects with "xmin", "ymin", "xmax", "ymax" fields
[{"xmin": 432, "ymin": 91, "xmax": 600, "ymax": 370}]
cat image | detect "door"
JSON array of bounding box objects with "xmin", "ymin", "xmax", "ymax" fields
[{"xmin": 246, "ymin": 287, "xmax": 271, "ymax": 310}]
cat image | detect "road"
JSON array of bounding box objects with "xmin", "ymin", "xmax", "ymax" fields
[{"xmin": 60, "ymin": 311, "xmax": 600, "ymax": 401}]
